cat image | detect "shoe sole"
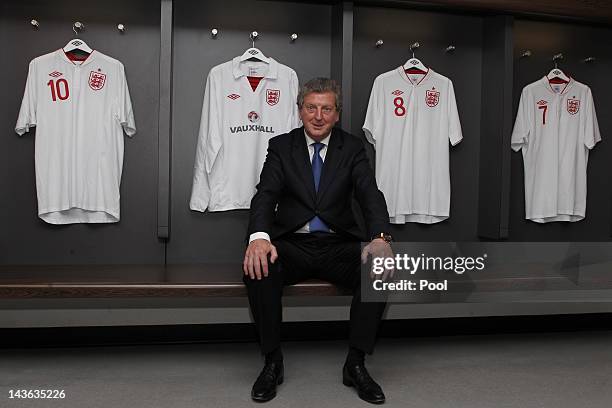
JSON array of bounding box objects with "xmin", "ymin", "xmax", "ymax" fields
[
  {"xmin": 251, "ymin": 376, "xmax": 284, "ymax": 403},
  {"xmin": 343, "ymin": 376, "xmax": 385, "ymax": 404}
]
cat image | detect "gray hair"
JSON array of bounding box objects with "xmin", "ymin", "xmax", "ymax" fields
[{"xmin": 297, "ymin": 77, "xmax": 342, "ymax": 113}]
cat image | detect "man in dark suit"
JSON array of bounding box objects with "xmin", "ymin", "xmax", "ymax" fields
[{"xmin": 243, "ymin": 78, "xmax": 393, "ymax": 404}]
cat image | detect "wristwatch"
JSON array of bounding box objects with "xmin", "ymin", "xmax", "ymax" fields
[{"xmin": 371, "ymin": 232, "xmax": 393, "ymax": 244}]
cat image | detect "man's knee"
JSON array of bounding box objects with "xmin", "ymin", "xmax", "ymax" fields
[{"xmin": 243, "ymin": 261, "xmax": 283, "ymax": 288}]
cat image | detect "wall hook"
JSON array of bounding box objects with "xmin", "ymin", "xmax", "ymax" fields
[
  {"xmin": 409, "ymin": 42, "xmax": 420, "ymax": 58},
  {"xmin": 553, "ymin": 53, "xmax": 564, "ymax": 68},
  {"xmin": 250, "ymin": 31, "xmax": 258, "ymax": 48},
  {"xmin": 73, "ymin": 21, "xmax": 84, "ymax": 35}
]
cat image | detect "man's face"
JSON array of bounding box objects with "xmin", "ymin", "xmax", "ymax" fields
[{"xmin": 299, "ymin": 91, "xmax": 340, "ymax": 142}]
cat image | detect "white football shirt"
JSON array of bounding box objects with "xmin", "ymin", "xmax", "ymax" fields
[
  {"xmin": 189, "ymin": 57, "xmax": 299, "ymax": 212},
  {"xmin": 363, "ymin": 68, "xmax": 462, "ymax": 224},
  {"xmin": 511, "ymin": 77, "xmax": 601, "ymax": 223},
  {"xmin": 15, "ymin": 49, "xmax": 136, "ymax": 224}
]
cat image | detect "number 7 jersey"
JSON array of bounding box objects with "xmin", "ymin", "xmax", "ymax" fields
[
  {"xmin": 363, "ymin": 68, "xmax": 463, "ymax": 224},
  {"xmin": 511, "ymin": 77, "xmax": 601, "ymax": 223},
  {"xmin": 15, "ymin": 50, "xmax": 136, "ymax": 224}
]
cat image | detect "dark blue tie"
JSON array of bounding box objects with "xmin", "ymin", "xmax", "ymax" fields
[{"xmin": 309, "ymin": 142, "xmax": 329, "ymax": 232}]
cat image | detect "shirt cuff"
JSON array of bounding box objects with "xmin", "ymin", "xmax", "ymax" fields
[{"xmin": 249, "ymin": 232, "xmax": 271, "ymax": 243}]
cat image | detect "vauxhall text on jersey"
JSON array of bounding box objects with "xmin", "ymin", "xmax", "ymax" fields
[
  {"xmin": 189, "ymin": 57, "xmax": 299, "ymax": 212},
  {"xmin": 15, "ymin": 50, "xmax": 136, "ymax": 224},
  {"xmin": 512, "ymin": 77, "xmax": 601, "ymax": 223},
  {"xmin": 363, "ymin": 68, "xmax": 463, "ymax": 224},
  {"xmin": 229, "ymin": 125, "xmax": 275, "ymax": 134}
]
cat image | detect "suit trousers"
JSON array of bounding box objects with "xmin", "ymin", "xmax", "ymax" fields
[{"xmin": 243, "ymin": 232, "xmax": 387, "ymax": 355}]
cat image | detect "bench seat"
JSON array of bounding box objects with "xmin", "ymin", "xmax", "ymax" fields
[{"xmin": 0, "ymin": 264, "xmax": 350, "ymax": 298}]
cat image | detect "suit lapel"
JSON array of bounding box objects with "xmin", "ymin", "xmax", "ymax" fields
[
  {"xmin": 291, "ymin": 128, "xmax": 316, "ymax": 200},
  {"xmin": 317, "ymin": 128, "xmax": 344, "ymax": 202}
]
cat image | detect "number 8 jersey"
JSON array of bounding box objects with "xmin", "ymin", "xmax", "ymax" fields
[
  {"xmin": 511, "ymin": 77, "xmax": 601, "ymax": 223},
  {"xmin": 15, "ymin": 50, "xmax": 136, "ymax": 224},
  {"xmin": 363, "ymin": 68, "xmax": 463, "ymax": 224}
]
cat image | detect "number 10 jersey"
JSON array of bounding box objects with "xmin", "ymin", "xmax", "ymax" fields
[{"xmin": 15, "ymin": 50, "xmax": 136, "ymax": 224}]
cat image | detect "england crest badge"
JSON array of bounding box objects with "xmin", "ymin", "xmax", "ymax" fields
[
  {"xmin": 266, "ymin": 89, "xmax": 280, "ymax": 106},
  {"xmin": 89, "ymin": 71, "xmax": 106, "ymax": 91},
  {"xmin": 567, "ymin": 98, "xmax": 580, "ymax": 115},
  {"xmin": 425, "ymin": 89, "xmax": 440, "ymax": 107}
]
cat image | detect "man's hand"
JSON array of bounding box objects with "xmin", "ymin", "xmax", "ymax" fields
[
  {"xmin": 361, "ymin": 238, "xmax": 395, "ymax": 281},
  {"xmin": 243, "ymin": 239, "xmax": 278, "ymax": 280}
]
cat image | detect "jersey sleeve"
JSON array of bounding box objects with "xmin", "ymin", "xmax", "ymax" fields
[
  {"xmin": 583, "ymin": 88, "xmax": 601, "ymax": 150},
  {"xmin": 447, "ymin": 80, "xmax": 463, "ymax": 146},
  {"xmin": 362, "ymin": 77, "xmax": 381, "ymax": 146},
  {"xmin": 189, "ymin": 70, "xmax": 221, "ymax": 212},
  {"xmin": 288, "ymin": 69, "xmax": 301, "ymax": 129},
  {"xmin": 15, "ymin": 60, "xmax": 37, "ymax": 136},
  {"xmin": 115, "ymin": 63, "xmax": 136, "ymax": 137},
  {"xmin": 511, "ymin": 88, "xmax": 531, "ymax": 152}
]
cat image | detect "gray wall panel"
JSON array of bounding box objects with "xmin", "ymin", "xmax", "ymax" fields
[
  {"xmin": 0, "ymin": 0, "xmax": 165, "ymax": 264},
  {"xmin": 168, "ymin": 0, "xmax": 332, "ymax": 263},
  {"xmin": 478, "ymin": 16, "xmax": 513, "ymax": 240}
]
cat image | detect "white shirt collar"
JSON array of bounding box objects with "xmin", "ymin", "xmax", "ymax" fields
[
  {"xmin": 58, "ymin": 49, "xmax": 97, "ymax": 67},
  {"xmin": 304, "ymin": 130, "xmax": 331, "ymax": 147},
  {"xmin": 540, "ymin": 76, "xmax": 574, "ymax": 95},
  {"xmin": 232, "ymin": 56, "xmax": 279, "ymax": 79}
]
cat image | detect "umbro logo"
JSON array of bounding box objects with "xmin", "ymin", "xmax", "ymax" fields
[
  {"xmin": 71, "ymin": 40, "xmax": 83, "ymax": 46},
  {"xmin": 537, "ymin": 100, "xmax": 548, "ymax": 105},
  {"xmin": 391, "ymin": 90, "xmax": 404, "ymax": 96},
  {"xmin": 227, "ymin": 94, "xmax": 241, "ymax": 100},
  {"xmin": 49, "ymin": 71, "xmax": 63, "ymax": 78},
  {"xmin": 248, "ymin": 50, "xmax": 259, "ymax": 55}
]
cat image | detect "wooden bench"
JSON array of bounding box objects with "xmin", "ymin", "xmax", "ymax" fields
[
  {"xmin": 1, "ymin": 263, "xmax": 609, "ymax": 299},
  {"xmin": 0, "ymin": 264, "xmax": 350, "ymax": 298}
]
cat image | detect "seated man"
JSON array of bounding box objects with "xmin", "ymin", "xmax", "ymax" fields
[{"xmin": 243, "ymin": 78, "xmax": 393, "ymax": 404}]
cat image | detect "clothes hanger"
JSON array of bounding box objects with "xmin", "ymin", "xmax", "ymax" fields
[
  {"xmin": 404, "ymin": 42, "xmax": 427, "ymax": 74},
  {"xmin": 239, "ymin": 32, "xmax": 270, "ymax": 64},
  {"xmin": 63, "ymin": 38, "xmax": 92, "ymax": 55},
  {"xmin": 547, "ymin": 54, "xmax": 569, "ymax": 84},
  {"xmin": 239, "ymin": 47, "xmax": 269, "ymax": 63},
  {"xmin": 63, "ymin": 23, "xmax": 92, "ymax": 61}
]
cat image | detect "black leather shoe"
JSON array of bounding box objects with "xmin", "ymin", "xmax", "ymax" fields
[
  {"xmin": 251, "ymin": 361, "xmax": 284, "ymax": 402},
  {"xmin": 343, "ymin": 363, "xmax": 385, "ymax": 404}
]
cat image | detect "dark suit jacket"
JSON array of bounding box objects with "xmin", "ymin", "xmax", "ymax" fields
[{"xmin": 248, "ymin": 126, "xmax": 390, "ymax": 242}]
